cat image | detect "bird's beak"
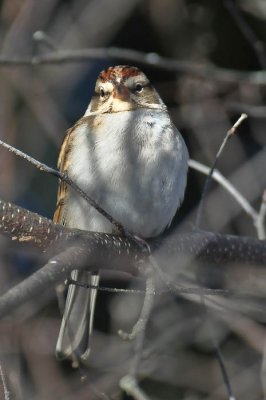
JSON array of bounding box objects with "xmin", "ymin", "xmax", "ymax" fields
[{"xmin": 113, "ymin": 84, "xmax": 130, "ymax": 102}]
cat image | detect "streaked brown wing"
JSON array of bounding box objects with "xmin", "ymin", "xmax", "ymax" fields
[
  {"xmin": 53, "ymin": 125, "xmax": 75, "ymax": 225},
  {"xmin": 53, "ymin": 116, "xmax": 92, "ymax": 225}
]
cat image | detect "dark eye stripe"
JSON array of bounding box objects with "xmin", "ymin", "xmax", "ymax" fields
[
  {"xmin": 93, "ymin": 90, "xmax": 109, "ymax": 101},
  {"xmin": 143, "ymin": 82, "xmax": 152, "ymax": 89},
  {"xmin": 128, "ymin": 82, "xmax": 151, "ymax": 92},
  {"xmin": 134, "ymin": 82, "xmax": 151, "ymax": 89}
]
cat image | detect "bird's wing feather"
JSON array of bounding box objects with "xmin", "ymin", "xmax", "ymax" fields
[
  {"xmin": 53, "ymin": 117, "xmax": 90, "ymax": 224},
  {"xmin": 54, "ymin": 117, "xmax": 100, "ymax": 363},
  {"xmin": 53, "ymin": 125, "xmax": 74, "ymax": 224}
]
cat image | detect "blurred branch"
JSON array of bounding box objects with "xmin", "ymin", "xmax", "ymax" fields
[
  {"xmin": 1, "ymin": 199, "xmax": 266, "ymax": 318},
  {"xmin": 225, "ymin": 0, "xmax": 266, "ymax": 69},
  {"xmin": 189, "ymin": 159, "xmax": 258, "ymax": 223},
  {"xmin": 190, "ymin": 147, "xmax": 266, "ymax": 252},
  {"xmin": 119, "ymin": 274, "xmax": 155, "ymax": 400},
  {"xmin": 195, "ymin": 105, "xmax": 248, "ymax": 400},
  {"xmin": 0, "ymin": 200, "xmax": 142, "ymax": 318},
  {"xmin": 226, "ymin": 102, "xmax": 266, "ymax": 118},
  {"xmin": 257, "ymin": 190, "xmax": 266, "ymax": 240},
  {"xmin": 1, "ymin": 42, "xmax": 266, "ymax": 84},
  {"xmin": 120, "ymin": 375, "xmax": 151, "ymax": 400},
  {"xmin": 0, "ymin": 362, "xmax": 11, "ymax": 400},
  {"xmin": 195, "ymin": 113, "xmax": 248, "ymax": 229},
  {"xmin": 33, "ymin": 30, "xmax": 58, "ymax": 51},
  {"xmin": 118, "ymin": 273, "xmax": 155, "ymax": 341}
]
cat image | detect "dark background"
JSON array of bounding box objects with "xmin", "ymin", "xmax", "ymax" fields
[{"xmin": 0, "ymin": 0, "xmax": 266, "ymax": 399}]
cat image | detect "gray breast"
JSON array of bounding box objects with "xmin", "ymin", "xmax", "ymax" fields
[{"xmin": 68, "ymin": 109, "xmax": 189, "ymax": 237}]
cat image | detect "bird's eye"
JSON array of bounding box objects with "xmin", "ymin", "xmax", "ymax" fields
[
  {"xmin": 100, "ymin": 88, "xmax": 106, "ymax": 98},
  {"xmin": 135, "ymin": 83, "xmax": 143, "ymax": 93}
]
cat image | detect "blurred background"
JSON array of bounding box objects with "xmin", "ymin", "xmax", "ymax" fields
[{"xmin": 0, "ymin": 0, "xmax": 266, "ymax": 399}]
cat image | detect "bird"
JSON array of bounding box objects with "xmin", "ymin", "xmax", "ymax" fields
[{"xmin": 54, "ymin": 65, "xmax": 189, "ymax": 364}]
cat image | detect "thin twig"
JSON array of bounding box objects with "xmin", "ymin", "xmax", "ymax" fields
[
  {"xmin": 228, "ymin": 113, "xmax": 248, "ymax": 135},
  {"xmin": 195, "ymin": 113, "xmax": 248, "ymax": 229},
  {"xmin": 120, "ymin": 375, "xmax": 151, "ymax": 400},
  {"xmin": 70, "ymin": 279, "xmax": 229, "ymax": 296},
  {"xmin": 130, "ymin": 273, "xmax": 155, "ymax": 375},
  {"xmin": 0, "ymin": 363, "xmax": 10, "ymax": 400},
  {"xmin": 33, "ymin": 30, "xmax": 58, "ymax": 51},
  {"xmin": 199, "ymin": 295, "xmax": 235, "ymax": 400},
  {"xmin": 118, "ymin": 272, "xmax": 155, "ymax": 342},
  {"xmin": 0, "ymin": 139, "xmax": 125, "ymax": 234},
  {"xmin": 119, "ymin": 266, "xmax": 155, "ymax": 400},
  {"xmin": 188, "ymin": 159, "xmax": 258, "ymax": 223},
  {"xmin": 0, "ymin": 139, "xmax": 151, "ymax": 251},
  {"xmin": 214, "ymin": 346, "xmax": 235, "ymax": 400},
  {"xmin": 256, "ymin": 190, "xmax": 266, "ymax": 240},
  {"xmin": 148, "ymin": 255, "xmax": 229, "ymax": 297}
]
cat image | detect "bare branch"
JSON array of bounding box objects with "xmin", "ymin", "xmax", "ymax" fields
[
  {"xmin": 1, "ymin": 199, "xmax": 266, "ymax": 319},
  {"xmin": 1, "ymin": 199, "xmax": 266, "ymax": 268},
  {"xmin": 227, "ymin": 113, "xmax": 248, "ymax": 136},
  {"xmin": 118, "ymin": 264, "xmax": 155, "ymax": 341},
  {"xmin": 0, "ymin": 363, "xmax": 11, "ymax": 400},
  {"xmin": 225, "ymin": 0, "xmax": 266, "ymax": 69},
  {"xmin": 33, "ymin": 30, "xmax": 58, "ymax": 51},
  {"xmin": 0, "ymin": 139, "xmax": 125, "ymax": 235},
  {"xmin": 188, "ymin": 159, "xmax": 258, "ymax": 223},
  {"xmin": 195, "ymin": 114, "xmax": 248, "ymax": 229},
  {"xmin": 129, "ymin": 274, "xmax": 155, "ymax": 374},
  {"xmin": 119, "ymin": 273, "xmax": 155, "ymax": 399},
  {"xmin": 257, "ymin": 190, "xmax": 266, "ymax": 240},
  {"xmin": 120, "ymin": 375, "xmax": 151, "ymax": 400},
  {"xmin": 1, "ymin": 45, "xmax": 266, "ymax": 85},
  {"xmin": 0, "ymin": 241, "xmax": 140, "ymax": 318}
]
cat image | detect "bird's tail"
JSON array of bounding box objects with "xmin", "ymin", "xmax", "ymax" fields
[{"xmin": 56, "ymin": 270, "xmax": 99, "ymax": 363}]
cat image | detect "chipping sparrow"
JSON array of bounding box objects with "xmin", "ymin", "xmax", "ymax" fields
[{"xmin": 54, "ymin": 65, "xmax": 189, "ymax": 363}]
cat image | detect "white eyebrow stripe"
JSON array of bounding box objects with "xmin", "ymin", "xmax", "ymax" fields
[{"xmin": 99, "ymin": 82, "xmax": 114, "ymax": 92}]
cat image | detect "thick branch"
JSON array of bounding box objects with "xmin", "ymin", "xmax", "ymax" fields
[
  {"xmin": 1, "ymin": 199, "xmax": 266, "ymax": 319},
  {"xmin": 0, "ymin": 199, "xmax": 139, "ymax": 256},
  {"xmin": 0, "ymin": 199, "xmax": 62, "ymax": 250},
  {"xmin": 0, "ymin": 242, "xmax": 141, "ymax": 318},
  {"xmin": 1, "ymin": 199, "xmax": 266, "ymax": 268}
]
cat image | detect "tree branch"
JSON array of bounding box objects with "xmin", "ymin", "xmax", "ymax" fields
[
  {"xmin": 1, "ymin": 45, "xmax": 266, "ymax": 85},
  {"xmin": 1, "ymin": 199, "xmax": 266, "ymax": 319}
]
